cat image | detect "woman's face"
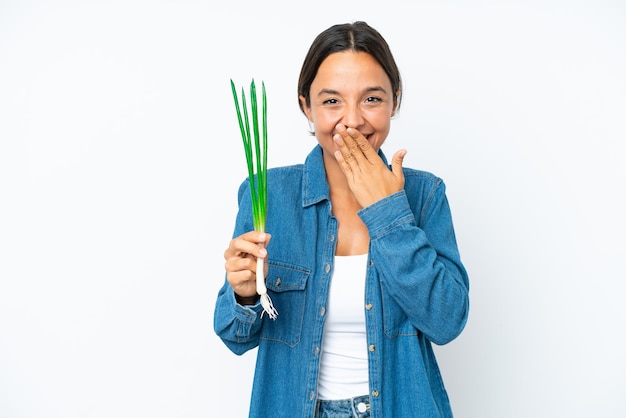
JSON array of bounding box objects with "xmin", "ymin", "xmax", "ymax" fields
[{"xmin": 300, "ymin": 51, "xmax": 397, "ymax": 155}]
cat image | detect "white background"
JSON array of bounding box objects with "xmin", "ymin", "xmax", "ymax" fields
[{"xmin": 1, "ymin": 0, "xmax": 625, "ymax": 417}]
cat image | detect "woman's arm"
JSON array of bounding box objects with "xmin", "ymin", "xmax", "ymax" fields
[{"xmin": 360, "ymin": 181, "xmax": 470, "ymax": 345}]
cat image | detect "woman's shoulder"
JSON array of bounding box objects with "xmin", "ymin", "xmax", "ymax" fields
[
  {"xmin": 236, "ymin": 164, "xmax": 304, "ymax": 196},
  {"xmin": 267, "ymin": 163, "xmax": 305, "ymax": 174},
  {"xmin": 266, "ymin": 163, "xmax": 305, "ymax": 182},
  {"xmin": 402, "ymin": 166, "xmax": 445, "ymax": 188}
]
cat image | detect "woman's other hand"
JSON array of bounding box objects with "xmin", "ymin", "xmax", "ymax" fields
[{"xmin": 333, "ymin": 123, "xmax": 406, "ymax": 207}]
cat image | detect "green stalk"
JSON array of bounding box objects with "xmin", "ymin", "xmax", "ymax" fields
[
  {"xmin": 261, "ymin": 81, "xmax": 268, "ymax": 232},
  {"xmin": 250, "ymin": 80, "xmax": 264, "ymax": 232},
  {"xmin": 230, "ymin": 81, "xmax": 258, "ymax": 227},
  {"xmin": 230, "ymin": 78, "xmax": 277, "ymax": 319}
]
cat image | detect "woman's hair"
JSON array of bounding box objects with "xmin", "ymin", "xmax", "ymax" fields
[{"xmin": 297, "ymin": 21, "xmax": 402, "ymax": 115}]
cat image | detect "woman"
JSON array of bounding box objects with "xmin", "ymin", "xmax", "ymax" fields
[{"xmin": 214, "ymin": 21, "xmax": 470, "ymax": 418}]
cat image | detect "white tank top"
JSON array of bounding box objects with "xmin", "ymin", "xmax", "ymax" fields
[{"xmin": 317, "ymin": 253, "xmax": 369, "ymax": 400}]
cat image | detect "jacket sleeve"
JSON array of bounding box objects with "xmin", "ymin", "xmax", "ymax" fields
[
  {"xmin": 213, "ymin": 179, "xmax": 265, "ymax": 355},
  {"xmin": 359, "ymin": 180, "xmax": 470, "ymax": 345},
  {"xmin": 213, "ymin": 279, "xmax": 264, "ymax": 355}
]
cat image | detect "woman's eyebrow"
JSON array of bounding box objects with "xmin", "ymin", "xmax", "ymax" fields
[
  {"xmin": 316, "ymin": 86, "xmax": 388, "ymax": 97},
  {"xmin": 364, "ymin": 86, "xmax": 388, "ymax": 94},
  {"xmin": 316, "ymin": 88, "xmax": 340, "ymax": 97}
]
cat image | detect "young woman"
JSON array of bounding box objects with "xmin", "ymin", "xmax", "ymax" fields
[{"xmin": 214, "ymin": 21, "xmax": 470, "ymax": 418}]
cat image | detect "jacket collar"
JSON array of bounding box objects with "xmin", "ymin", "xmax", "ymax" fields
[{"xmin": 301, "ymin": 144, "xmax": 389, "ymax": 208}]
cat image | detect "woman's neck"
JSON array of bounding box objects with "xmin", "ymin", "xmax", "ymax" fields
[{"xmin": 323, "ymin": 151, "xmax": 370, "ymax": 256}]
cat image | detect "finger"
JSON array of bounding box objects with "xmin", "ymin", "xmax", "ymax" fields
[
  {"xmin": 345, "ymin": 127, "xmax": 377, "ymax": 161},
  {"xmin": 335, "ymin": 125, "xmax": 380, "ymax": 170},
  {"xmin": 391, "ymin": 149, "xmax": 407, "ymax": 180},
  {"xmin": 241, "ymin": 230, "xmax": 271, "ymax": 246},
  {"xmin": 225, "ymin": 232, "xmax": 270, "ymax": 260},
  {"xmin": 226, "ymin": 269, "xmax": 257, "ymax": 298},
  {"xmin": 333, "ymin": 133, "xmax": 363, "ymax": 177},
  {"xmin": 334, "ymin": 124, "xmax": 362, "ymax": 161},
  {"xmin": 225, "ymin": 252, "xmax": 256, "ymax": 273},
  {"xmin": 332, "ymin": 130, "xmax": 353, "ymax": 163},
  {"xmin": 225, "ymin": 253, "xmax": 259, "ymax": 286},
  {"xmin": 334, "ymin": 148, "xmax": 354, "ymax": 176}
]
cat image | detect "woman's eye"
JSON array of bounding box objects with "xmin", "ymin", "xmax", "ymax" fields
[
  {"xmin": 365, "ymin": 96, "xmax": 382, "ymax": 103},
  {"xmin": 322, "ymin": 98, "xmax": 338, "ymax": 105}
]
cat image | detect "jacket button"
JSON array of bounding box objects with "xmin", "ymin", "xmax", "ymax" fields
[
  {"xmin": 365, "ymin": 303, "xmax": 373, "ymax": 310},
  {"xmin": 371, "ymin": 390, "xmax": 379, "ymax": 397},
  {"xmin": 275, "ymin": 278, "xmax": 281, "ymax": 286},
  {"xmin": 320, "ymin": 307, "xmax": 326, "ymax": 316},
  {"xmin": 325, "ymin": 263, "xmax": 331, "ymax": 273},
  {"xmin": 369, "ymin": 345, "xmax": 375, "ymax": 352}
]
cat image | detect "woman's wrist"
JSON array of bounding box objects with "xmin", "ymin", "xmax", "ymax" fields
[{"xmin": 235, "ymin": 293, "xmax": 260, "ymax": 306}]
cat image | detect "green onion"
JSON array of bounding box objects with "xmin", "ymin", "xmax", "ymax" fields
[{"xmin": 230, "ymin": 79, "xmax": 277, "ymax": 319}]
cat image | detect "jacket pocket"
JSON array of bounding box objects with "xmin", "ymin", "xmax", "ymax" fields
[{"xmin": 259, "ymin": 260, "xmax": 310, "ymax": 347}]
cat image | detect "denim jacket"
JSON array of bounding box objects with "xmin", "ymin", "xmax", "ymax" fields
[{"xmin": 214, "ymin": 145, "xmax": 470, "ymax": 418}]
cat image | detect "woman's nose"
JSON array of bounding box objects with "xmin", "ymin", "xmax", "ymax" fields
[{"xmin": 341, "ymin": 105, "xmax": 364, "ymax": 128}]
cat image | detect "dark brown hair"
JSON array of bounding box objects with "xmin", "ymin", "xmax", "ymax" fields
[{"xmin": 297, "ymin": 21, "xmax": 402, "ymax": 115}]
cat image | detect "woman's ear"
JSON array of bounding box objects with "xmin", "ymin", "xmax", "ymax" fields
[
  {"xmin": 391, "ymin": 89, "xmax": 401, "ymax": 117},
  {"xmin": 299, "ymin": 95, "xmax": 313, "ymax": 122}
]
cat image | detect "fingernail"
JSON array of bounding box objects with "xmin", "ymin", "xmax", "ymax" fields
[{"xmin": 336, "ymin": 123, "xmax": 345, "ymax": 132}]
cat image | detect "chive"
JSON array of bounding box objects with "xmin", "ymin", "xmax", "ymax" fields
[{"xmin": 230, "ymin": 79, "xmax": 277, "ymax": 319}]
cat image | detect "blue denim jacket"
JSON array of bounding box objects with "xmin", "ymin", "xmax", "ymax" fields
[{"xmin": 214, "ymin": 145, "xmax": 469, "ymax": 418}]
